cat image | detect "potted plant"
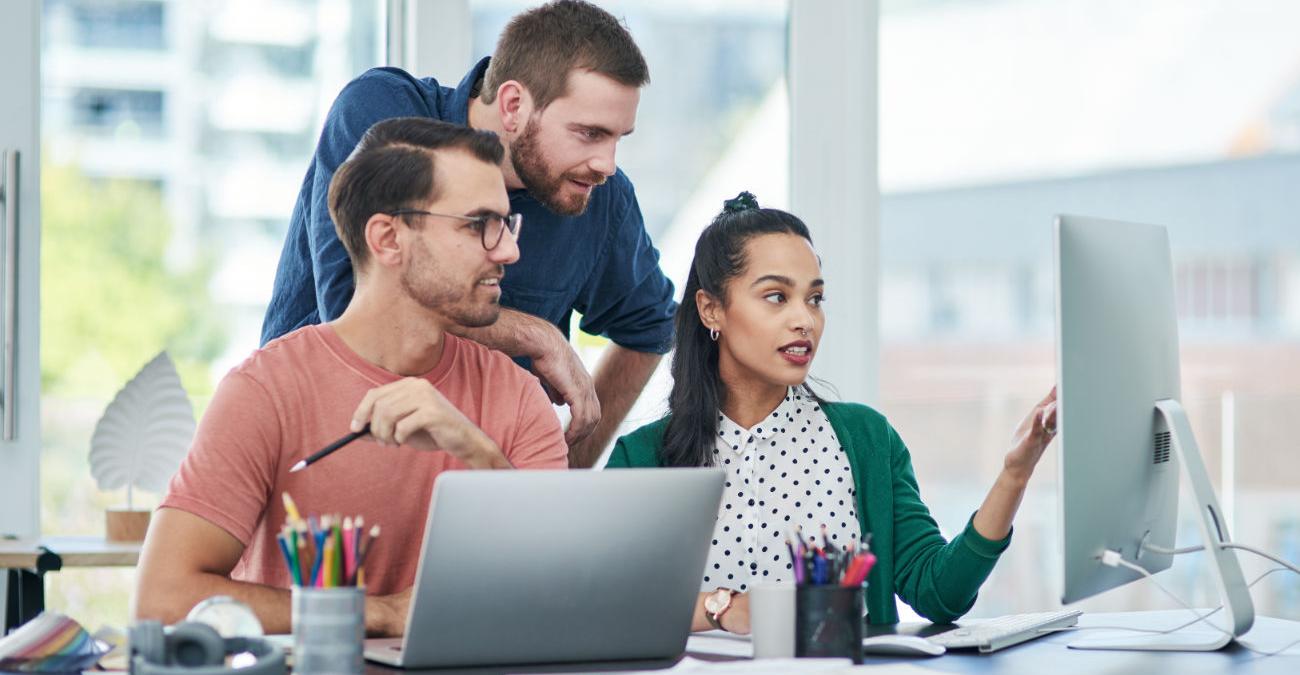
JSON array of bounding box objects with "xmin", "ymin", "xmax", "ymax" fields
[{"xmin": 89, "ymin": 351, "xmax": 195, "ymax": 542}]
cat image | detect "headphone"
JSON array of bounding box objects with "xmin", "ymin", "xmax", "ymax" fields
[{"xmin": 129, "ymin": 621, "xmax": 286, "ymax": 675}]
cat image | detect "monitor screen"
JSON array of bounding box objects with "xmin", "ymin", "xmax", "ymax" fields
[{"xmin": 1055, "ymin": 214, "xmax": 1181, "ymax": 604}]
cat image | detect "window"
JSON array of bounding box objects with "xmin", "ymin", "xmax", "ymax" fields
[
  {"xmin": 878, "ymin": 0, "xmax": 1300, "ymax": 620},
  {"xmin": 46, "ymin": 0, "xmax": 167, "ymax": 51},
  {"xmin": 69, "ymin": 88, "xmax": 165, "ymax": 135},
  {"xmin": 40, "ymin": 0, "xmax": 385, "ymax": 629}
]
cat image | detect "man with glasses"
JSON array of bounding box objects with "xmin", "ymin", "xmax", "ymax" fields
[
  {"xmin": 133, "ymin": 119, "xmax": 568, "ymax": 637},
  {"xmin": 262, "ymin": 0, "xmax": 676, "ymax": 468},
  {"xmin": 385, "ymin": 208, "xmax": 522, "ymax": 252}
]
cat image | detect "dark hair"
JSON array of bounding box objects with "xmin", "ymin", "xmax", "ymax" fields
[
  {"xmin": 480, "ymin": 0, "xmax": 649, "ymax": 111},
  {"xmin": 328, "ymin": 117, "xmax": 504, "ymax": 269},
  {"xmin": 662, "ymin": 192, "xmax": 818, "ymax": 468}
]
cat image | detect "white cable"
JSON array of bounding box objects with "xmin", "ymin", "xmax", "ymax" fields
[
  {"xmin": 1247, "ymin": 634, "xmax": 1300, "ymax": 658},
  {"xmin": 1083, "ymin": 553, "xmax": 1300, "ymax": 656},
  {"xmin": 1109, "ymin": 556, "xmax": 1234, "ymax": 638},
  {"xmin": 1052, "ymin": 566, "xmax": 1288, "ymax": 637},
  {"xmin": 1143, "ymin": 543, "xmax": 1205, "ymax": 555},
  {"xmin": 1223, "ymin": 544, "xmax": 1300, "ymax": 578},
  {"xmin": 1143, "ymin": 540, "xmax": 1300, "ymax": 578}
]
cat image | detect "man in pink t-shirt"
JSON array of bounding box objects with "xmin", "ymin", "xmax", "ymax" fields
[{"xmin": 132, "ymin": 118, "xmax": 568, "ymax": 637}]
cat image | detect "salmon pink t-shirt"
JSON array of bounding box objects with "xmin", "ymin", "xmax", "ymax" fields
[{"xmin": 160, "ymin": 324, "xmax": 568, "ymax": 594}]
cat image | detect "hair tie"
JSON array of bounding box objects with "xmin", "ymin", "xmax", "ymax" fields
[{"xmin": 722, "ymin": 191, "xmax": 760, "ymax": 214}]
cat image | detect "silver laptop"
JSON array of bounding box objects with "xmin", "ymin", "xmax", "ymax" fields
[{"xmin": 364, "ymin": 468, "xmax": 724, "ymax": 669}]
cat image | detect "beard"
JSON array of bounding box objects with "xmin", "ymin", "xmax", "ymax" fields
[
  {"xmin": 400, "ymin": 236, "xmax": 502, "ymax": 328},
  {"xmin": 509, "ymin": 116, "xmax": 606, "ymax": 216}
]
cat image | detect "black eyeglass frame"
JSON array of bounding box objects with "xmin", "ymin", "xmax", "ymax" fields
[{"xmin": 386, "ymin": 208, "xmax": 522, "ymax": 250}]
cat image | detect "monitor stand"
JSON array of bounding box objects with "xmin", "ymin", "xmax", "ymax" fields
[{"xmin": 1069, "ymin": 398, "xmax": 1255, "ymax": 651}]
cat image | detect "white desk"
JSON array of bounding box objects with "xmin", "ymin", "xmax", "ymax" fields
[{"xmin": 364, "ymin": 611, "xmax": 1300, "ymax": 674}]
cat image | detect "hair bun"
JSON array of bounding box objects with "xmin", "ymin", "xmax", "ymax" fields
[{"xmin": 722, "ymin": 191, "xmax": 760, "ymax": 214}]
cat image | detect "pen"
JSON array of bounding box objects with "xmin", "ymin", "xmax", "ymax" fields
[
  {"xmin": 786, "ymin": 536, "xmax": 801, "ymax": 584},
  {"xmin": 820, "ymin": 524, "xmax": 836, "ymax": 555},
  {"xmin": 289, "ymin": 425, "xmax": 371, "ymax": 473}
]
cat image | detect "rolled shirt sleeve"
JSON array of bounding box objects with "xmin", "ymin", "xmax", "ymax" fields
[{"xmin": 574, "ymin": 183, "xmax": 677, "ymax": 354}]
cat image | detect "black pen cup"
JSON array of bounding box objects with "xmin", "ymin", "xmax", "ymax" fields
[{"xmin": 795, "ymin": 585, "xmax": 864, "ymax": 664}]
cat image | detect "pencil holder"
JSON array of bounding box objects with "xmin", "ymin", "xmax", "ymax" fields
[
  {"xmin": 795, "ymin": 585, "xmax": 864, "ymax": 664},
  {"xmin": 292, "ymin": 586, "xmax": 365, "ymax": 674}
]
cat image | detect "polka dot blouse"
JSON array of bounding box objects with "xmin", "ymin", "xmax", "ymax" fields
[{"xmin": 700, "ymin": 387, "xmax": 861, "ymax": 593}]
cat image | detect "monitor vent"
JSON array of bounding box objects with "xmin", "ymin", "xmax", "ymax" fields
[{"xmin": 1154, "ymin": 432, "xmax": 1172, "ymax": 464}]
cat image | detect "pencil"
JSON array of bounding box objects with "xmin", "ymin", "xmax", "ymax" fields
[
  {"xmin": 321, "ymin": 532, "xmax": 336, "ymax": 588},
  {"xmin": 333, "ymin": 519, "xmax": 345, "ymax": 587},
  {"xmin": 280, "ymin": 527, "xmax": 301, "ymax": 586},
  {"xmin": 289, "ymin": 425, "xmax": 371, "ymax": 473},
  {"xmin": 282, "ymin": 492, "xmax": 303, "ymax": 527},
  {"xmin": 343, "ymin": 517, "xmax": 356, "ymax": 585},
  {"xmin": 356, "ymin": 524, "xmax": 380, "ymax": 570},
  {"xmin": 352, "ymin": 516, "xmax": 365, "ymax": 583},
  {"xmin": 276, "ymin": 532, "xmax": 295, "ymax": 583},
  {"xmin": 310, "ymin": 516, "xmax": 328, "ymax": 586},
  {"xmin": 295, "ymin": 523, "xmax": 311, "ymax": 587}
]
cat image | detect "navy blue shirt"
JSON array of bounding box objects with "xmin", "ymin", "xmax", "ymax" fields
[{"xmin": 262, "ymin": 58, "xmax": 677, "ymax": 356}]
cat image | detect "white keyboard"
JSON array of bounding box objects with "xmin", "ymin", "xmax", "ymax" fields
[{"xmin": 925, "ymin": 609, "xmax": 1083, "ymax": 653}]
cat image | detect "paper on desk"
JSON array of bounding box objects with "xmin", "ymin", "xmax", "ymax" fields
[
  {"xmin": 684, "ymin": 632, "xmax": 754, "ymax": 658},
  {"xmin": 529, "ymin": 654, "xmax": 937, "ymax": 675},
  {"xmin": 668, "ymin": 656, "xmax": 854, "ymax": 673},
  {"xmin": 0, "ymin": 612, "xmax": 111, "ymax": 673}
]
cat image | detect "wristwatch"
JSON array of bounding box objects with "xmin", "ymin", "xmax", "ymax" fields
[{"xmin": 703, "ymin": 587, "xmax": 739, "ymax": 631}]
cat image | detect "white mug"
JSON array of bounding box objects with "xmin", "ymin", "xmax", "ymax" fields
[{"xmin": 749, "ymin": 583, "xmax": 796, "ymax": 659}]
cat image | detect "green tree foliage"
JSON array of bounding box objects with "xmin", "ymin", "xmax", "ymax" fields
[{"xmin": 40, "ymin": 164, "xmax": 227, "ymax": 398}]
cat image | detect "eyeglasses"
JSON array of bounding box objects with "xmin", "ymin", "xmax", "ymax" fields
[{"xmin": 386, "ymin": 208, "xmax": 523, "ymax": 250}]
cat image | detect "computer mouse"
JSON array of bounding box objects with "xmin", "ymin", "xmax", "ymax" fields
[{"xmin": 861, "ymin": 634, "xmax": 947, "ymax": 657}]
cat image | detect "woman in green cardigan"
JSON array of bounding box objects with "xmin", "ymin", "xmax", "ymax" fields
[{"xmin": 606, "ymin": 193, "xmax": 1057, "ymax": 635}]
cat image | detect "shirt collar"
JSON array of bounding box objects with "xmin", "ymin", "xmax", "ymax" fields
[
  {"xmin": 443, "ymin": 56, "xmax": 492, "ymax": 126},
  {"xmin": 716, "ymin": 387, "xmax": 801, "ymax": 453}
]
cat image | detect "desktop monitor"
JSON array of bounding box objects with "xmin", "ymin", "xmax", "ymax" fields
[{"xmin": 1055, "ymin": 214, "xmax": 1254, "ymax": 651}]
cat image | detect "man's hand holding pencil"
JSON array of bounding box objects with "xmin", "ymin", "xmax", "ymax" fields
[
  {"xmin": 350, "ymin": 377, "xmax": 514, "ymax": 469},
  {"xmin": 289, "ymin": 377, "xmax": 515, "ymax": 473}
]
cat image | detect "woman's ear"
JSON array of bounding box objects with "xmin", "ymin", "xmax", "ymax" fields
[
  {"xmin": 365, "ymin": 213, "xmax": 403, "ymax": 269},
  {"xmin": 696, "ymin": 288, "xmax": 723, "ymax": 332}
]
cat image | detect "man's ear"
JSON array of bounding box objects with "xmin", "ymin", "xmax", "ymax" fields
[
  {"xmin": 496, "ymin": 80, "xmax": 531, "ymax": 135},
  {"xmin": 364, "ymin": 213, "xmax": 403, "ymax": 269},
  {"xmin": 695, "ymin": 288, "xmax": 724, "ymax": 332}
]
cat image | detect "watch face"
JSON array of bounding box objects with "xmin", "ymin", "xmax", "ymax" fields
[{"xmin": 704, "ymin": 588, "xmax": 731, "ymax": 614}]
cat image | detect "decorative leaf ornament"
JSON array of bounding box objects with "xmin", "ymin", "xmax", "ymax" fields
[{"xmin": 89, "ymin": 351, "xmax": 196, "ymax": 509}]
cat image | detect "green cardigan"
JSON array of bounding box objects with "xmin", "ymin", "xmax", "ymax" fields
[{"xmin": 606, "ymin": 401, "xmax": 1010, "ymax": 625}]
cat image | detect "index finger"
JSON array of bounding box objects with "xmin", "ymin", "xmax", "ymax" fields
[{"xmin": 350, "ymin": 385, "xmax": 387, "ymax": 432}]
